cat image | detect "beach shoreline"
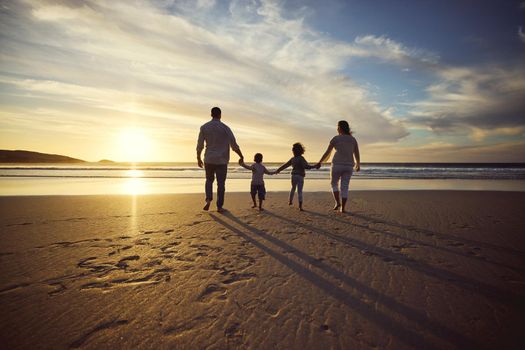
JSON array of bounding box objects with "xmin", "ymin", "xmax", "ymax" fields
[{"xmin": 1, "ymin": 191, "xmax": 524, "ymax": 349}]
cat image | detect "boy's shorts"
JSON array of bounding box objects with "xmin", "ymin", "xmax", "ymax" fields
[{"xmin": 250, "ymin": 184, "xmax": 266, "ymax": 200}]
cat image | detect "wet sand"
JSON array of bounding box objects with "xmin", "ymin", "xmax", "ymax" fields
[{"xmin": 1, "ymin": 191, "xmax": 524, "ymax": 349}]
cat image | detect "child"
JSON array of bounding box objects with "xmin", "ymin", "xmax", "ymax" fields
[
  {"xmin": 275, "ymin": 143, "xmax": 318, "ymax": 211},
  {"xmin": 239, "ymin": 153, "xmax": 273, "ymax": 211}
]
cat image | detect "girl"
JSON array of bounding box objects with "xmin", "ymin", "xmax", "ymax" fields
[{"xmin": 275, "ymin": 143, "xmax": 318, "ymax": 211}]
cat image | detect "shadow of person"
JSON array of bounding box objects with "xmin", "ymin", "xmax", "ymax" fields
[
  {"xmin": 209, "ymin": 212, "xmax": 482, "ymax": 349},
  {"xmin": 263, "ymin": 210, "xmax": 521, "ymax": 307},
  {"xmin": 302, "ymin": 210, "xmax": 525, "ymax": 273}
]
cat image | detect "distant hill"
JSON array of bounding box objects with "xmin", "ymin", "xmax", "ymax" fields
[{"xmin": 0, "ymin": 150, "xmax": 86, "ymax": 163}]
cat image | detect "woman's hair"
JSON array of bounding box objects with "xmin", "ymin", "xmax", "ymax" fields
[
  {"xmin": 338, "ymin": 120, "xmax": 352, "ymax": 135},
  {"xmin": 292, "ymin": 142, "xmax": 305, "ymax": 157},
  {"xmin": 254, "ymin": 153, "xmax": 263, "ymax": 163}
]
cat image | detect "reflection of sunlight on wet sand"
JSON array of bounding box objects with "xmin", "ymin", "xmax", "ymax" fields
[{"xmin": 124, "ymin": 169, "xmax": 146, "ymax": 235}]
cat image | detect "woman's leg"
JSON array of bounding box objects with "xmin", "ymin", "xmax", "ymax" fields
[
  {"xmin": 340, "ymin": 168, "xmax": 353, "ymax": 212},
  {"xmin": 330, "ymin": 165, "xmax": 342, "ymax": 210}
]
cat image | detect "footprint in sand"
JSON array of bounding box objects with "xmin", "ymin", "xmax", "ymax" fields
[
  {"xmin": 47, "ymin": 282, "xmax": 66, "ymax": 296},
  {"xmin": 198, "ymin": 284, "xmax": 227, "ymax": 302},
  {"xmin": 69, "ymin": 319, "xmax": 128, "ymax": 348},
  {"xmin": 221, "ymin": 272, "xmax": 257, "ymax": 285}
]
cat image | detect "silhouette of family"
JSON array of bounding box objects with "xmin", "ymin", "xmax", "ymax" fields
[{"xmin": 197, "ymin": 107, "xmax": 360, "ymax": 213}]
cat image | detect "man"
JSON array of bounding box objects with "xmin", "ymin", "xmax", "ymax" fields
[{"xmin": 197, "ymin": 107, "xmax": 244, "ymax": 212}]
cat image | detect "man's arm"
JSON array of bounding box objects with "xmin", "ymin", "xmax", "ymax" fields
[
  {"xmin": 196, "ymin": 127, "xmax": 205, "ymax": 168},
  {"xmin": 354, "ymin": 140, "xmax": 361, "ymax": 172},
  {"xmin": 238, "ymin": 159, "xmax": 252, "ymax": 170},
  {"xmin": 228, "ymin": 127, "xmax": 244, "ymax": 161}
]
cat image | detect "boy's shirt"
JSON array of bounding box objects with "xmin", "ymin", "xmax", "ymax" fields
[{"xmin": 247, "ymin": 162, "xmax": 268, "ymax": 185}]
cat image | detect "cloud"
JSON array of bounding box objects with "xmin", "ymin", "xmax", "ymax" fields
[
  {"xmin": 405, "ymin": 65, "xmax": 525, "ymax": 136},
  {"xmin": 365, "ymin": 140, "xmax": 525, "ymax": 162},
  {"xmin": 519, "ymin": 26, "xmax": 525, "ymax": 43},
  {"xmin": 0, "ymin": 0, "xmax": 412, "ymax": 159}
]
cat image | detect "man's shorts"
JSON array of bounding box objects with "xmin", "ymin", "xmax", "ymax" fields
[{"xmin": 250, "ymin": 184, "xmax": 266, "ymax": 200}]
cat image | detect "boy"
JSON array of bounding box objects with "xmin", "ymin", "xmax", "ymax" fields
[{"xmin": 239, "ymin": 153, "xmax": 274, "ymax": 211}]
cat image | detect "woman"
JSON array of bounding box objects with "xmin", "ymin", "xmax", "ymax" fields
[{"xmin": 316, "ymin": 120, "xmax": 360, "ymax": 213}]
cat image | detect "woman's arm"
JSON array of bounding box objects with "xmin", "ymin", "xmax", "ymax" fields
[
  {"xmin": 275, "ymin": 159, "xmax": 292, "ymax": 174},
  {"xmin": 316, "ymin": 144, "xmax": 334, "ymax": 167},
  {"xmin": 354, "ymin": 140, "xmax": 361, "ymax": 172}
]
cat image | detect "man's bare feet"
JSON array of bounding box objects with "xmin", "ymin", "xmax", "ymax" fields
[
  {"xmin": 217, "ymin": 207, "xmax": 227, "ymax": 213},
  {"xmin": 288, "ymin": 201, "xmax": 293, "ymax": 206},
  {"xmin": 203, "ymin": 201, "xmax": 211, "ymax": 211},
  {"xmin": 259, "ymin": 207, "xmax": 264, "ymax": 211},
  {"xmin": 333, "ymin": 204, "xmax": 340, "ymax": 211},
  {"xmin": 251, "ymin": 204, "xmax": 257, "ymax": 208}
]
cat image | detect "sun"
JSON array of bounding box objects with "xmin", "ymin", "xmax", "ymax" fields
[{"xmin": 117, "ymin": 128, "xmax": 153, "ymax": 162}]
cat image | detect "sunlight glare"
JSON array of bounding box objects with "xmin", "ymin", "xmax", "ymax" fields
[{"xmin": 117, "ymin": 128, "xmax": 152, "ymax": 162}]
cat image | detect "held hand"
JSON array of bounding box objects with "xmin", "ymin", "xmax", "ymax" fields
[
  {"xmin": 354, "ymin": 163, "xmax": 360, "ymax": 172},
  {"xmin": 315, "ymin": 162, "xmax": 321, "ymax": 169},
  {"xmin": 197, "ymin": 158, "xmax": 203, "ymax": 168},
  {"xmin": 238, "ymin": 158, "xmax": 243, "ymax": 165}
]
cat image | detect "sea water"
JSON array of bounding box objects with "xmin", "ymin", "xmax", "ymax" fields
[{"xmin": 1, "ymin": 163, "xmax": 524, "ymax": 195}]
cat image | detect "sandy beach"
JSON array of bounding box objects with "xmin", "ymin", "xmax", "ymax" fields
[{"xmin": 1, "ymin": 191, "xmax": 524, "ymax": 349}]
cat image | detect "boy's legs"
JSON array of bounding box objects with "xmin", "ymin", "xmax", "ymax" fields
[
  {"xmin": 258, "ymin": 184, "xmax": 266, "ymax": 210},
  {"xmin": 250, "ymin": 184, "xmax": 257, "ymax": 208}
]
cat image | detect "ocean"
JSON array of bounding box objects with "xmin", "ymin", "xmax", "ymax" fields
[{"xmin": 1, "ymin": 163, "xmax": 524, "ymax": 195}]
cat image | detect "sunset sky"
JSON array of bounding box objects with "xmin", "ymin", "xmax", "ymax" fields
[{"xmin": 1, "ymin": 0, "xmax": 524, "ymax": 162}]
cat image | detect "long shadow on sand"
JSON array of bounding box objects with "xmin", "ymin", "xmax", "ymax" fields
[
  {"xmin": 265, "ymin": 211, "xmax": 521, "ymax": 307},
  {"xmin": 304, "ymin": 210, "xmax": 525, "ymax": 273},
  {"xmin": 210, "ymin": 212, "xmax": 482, "ymax": 350},
  {"xmin": 352, "ymin": 211, "xmax": 523, "ymax": 258}
]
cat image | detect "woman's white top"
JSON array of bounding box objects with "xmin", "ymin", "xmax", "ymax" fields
[{"xmin": 330, "ymin": 134, "xmax": 357, "ymax": 166}]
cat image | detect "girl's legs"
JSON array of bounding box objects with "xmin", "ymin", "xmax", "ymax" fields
[
  {"xmin": 289, "ymin": 177, "xmax": 297, "ymax": 205},
  {"xmin": 296, "ymin": 176, "xmax": 304, "ymax": 211}
]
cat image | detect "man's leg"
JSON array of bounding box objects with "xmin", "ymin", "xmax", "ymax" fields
[
  {"xmin": 204, "ymin": 163, "xmax": 216, "ymax": 211},
  {"xmin": 216, "ymin": 164, "xmax": 228, "ymax": 210}
]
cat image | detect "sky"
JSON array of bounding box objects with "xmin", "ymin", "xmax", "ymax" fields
[{"xmin": 0, "ymin": 0, "xmax": 524, "ymax": 162}]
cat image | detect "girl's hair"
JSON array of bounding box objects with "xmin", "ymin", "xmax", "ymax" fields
[
  {"xmin": 338, "ymin": 120, "xmax": 352, "ymax": 135},
  {"xmin": 292, "ymin": 142, "xmax": 305, "ymax": 157},
  {"xmin": 254, "ymin": 153, "xmax": 263, "ymax": 163}
]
